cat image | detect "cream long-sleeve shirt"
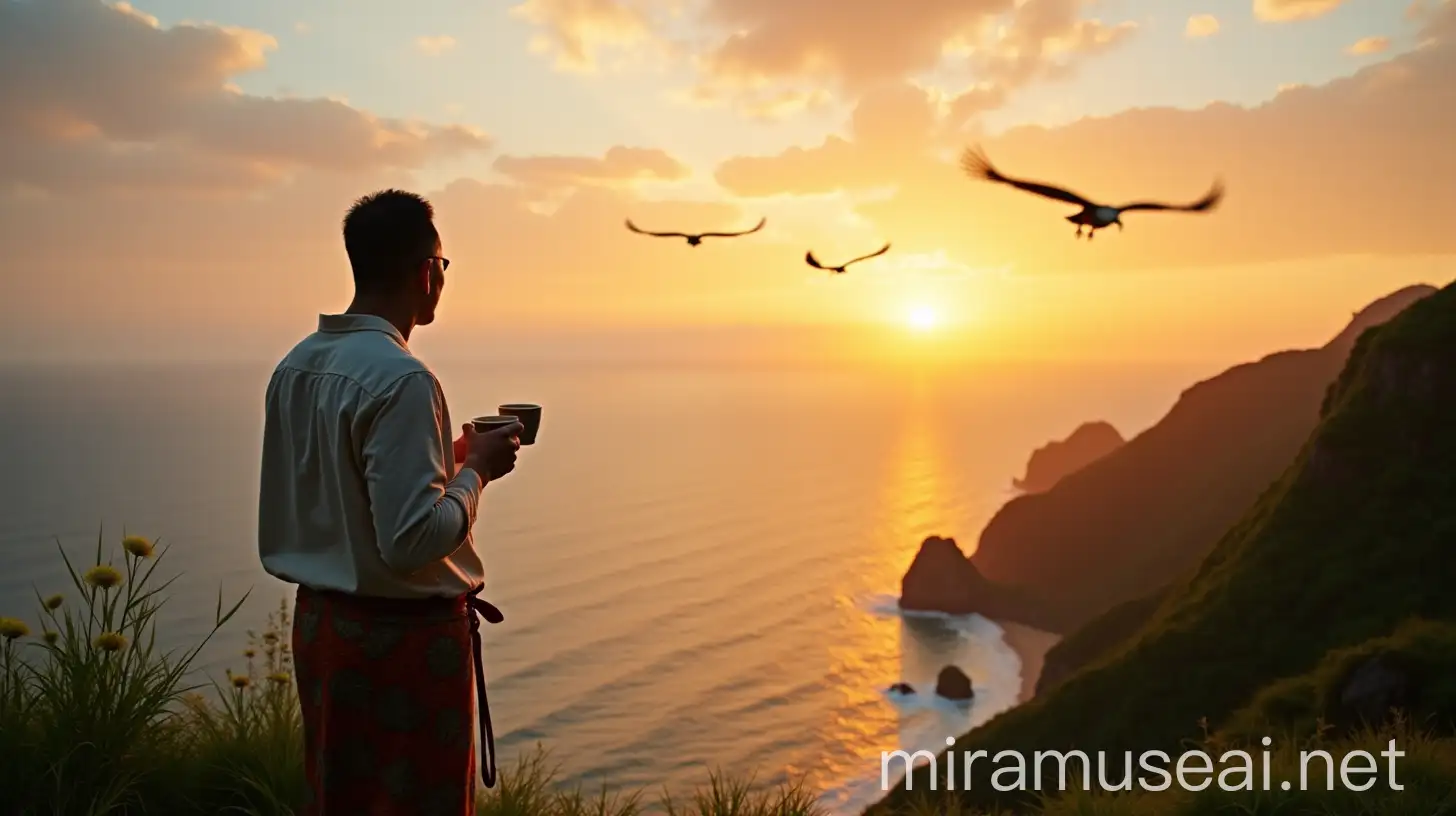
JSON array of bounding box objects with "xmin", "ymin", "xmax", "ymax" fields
[{"xmin": 258, "ymin": 313, "xmax": 486, "ymax": 599}]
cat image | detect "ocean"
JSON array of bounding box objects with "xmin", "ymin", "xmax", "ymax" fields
[{"xmin": 0, "ymin": 356, "xmax": 1214, "ymax": 812}]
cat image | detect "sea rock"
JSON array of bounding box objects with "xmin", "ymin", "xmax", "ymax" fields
[
  {"xmin": 1012, "ymin": 421, "xmax": 1124, "ymax": 494},
  {"xmin": 899, "ymin": 536, "xmax": 980, "ymax": 616},
  {"xmin": 935, "ymin": 666, "xmax": 974, "ymax": 701},
  {"xmin": 888, "ymin": 682, "xmax": 915, "ymax": 695},
  {"xmin": 898, "ymin": 535, "xmax": 1066, "ymax": 630}
]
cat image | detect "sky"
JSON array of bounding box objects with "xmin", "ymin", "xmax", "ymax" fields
[{"xmin": 1, "ymin": 0, "xmax": 1453, "ymax": 364}]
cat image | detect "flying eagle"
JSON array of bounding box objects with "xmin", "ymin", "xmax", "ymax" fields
[
  {"xmin": 961, "ymin": 146, "xmax": 1224, "ymax": 240},
  {"xmin": 624, "ymin": 216, "xmax": 766, "ymax": 246},
  {"xmin": 804, "ymin": 243, "xmax": 891, "ymax": 274}
]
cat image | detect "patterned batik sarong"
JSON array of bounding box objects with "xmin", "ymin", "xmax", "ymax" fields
[{"xmin": 291, "ymin": 584, "xmax": 503, "ymax": 816}]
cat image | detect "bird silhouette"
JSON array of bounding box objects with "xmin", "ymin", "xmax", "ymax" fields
[
  {"xmin": 961, "ymin": 146, "xmax": 1224, "ymax": 240},
  {"xmin": 624, "ymin": 216, "xmax": 766, "ymax": 246},
  {"xmin": 804, "ymin": 243, "xmax": 891, "ymax": 274}
]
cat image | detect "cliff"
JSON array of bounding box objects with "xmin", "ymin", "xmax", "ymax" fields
[
  {"xmin": 1011, "ymin": 421, "xmax": 1124, "ymax": 494},
  {"xmin": 967, "ymin": 284, "xmax": 1437, "ymax": 632},
  {"xmin": 870, "ymin": 279, "xmax": 1456, "ymax": 813}
]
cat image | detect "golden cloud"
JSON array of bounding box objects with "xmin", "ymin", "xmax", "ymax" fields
[
  {"xmin": 512, "ymin": 0, "xmax": 1137, "ymax": 122},
  {"xmin": 1346, "ymin": 35, "xmax": 1392, "ymax": 55},
  {"xmin": 1186, "ymin": 14, "xmax": 1221, "ymax": 38},
  {"xmin": 508, "ymin": 0, "xmax": 665, "ymax": 72},
  {"xmin": 1253, "ymin": 0, "xmax": 1347, "ymax": 22}
]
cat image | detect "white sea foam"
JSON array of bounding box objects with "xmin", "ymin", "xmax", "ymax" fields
[{"xmin": 817, "ymin": 595, "xmax": 1027, "ymax": 815}]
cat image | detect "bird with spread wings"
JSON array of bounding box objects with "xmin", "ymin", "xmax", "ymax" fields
[
  {"xmin": 961, "ymin": 146, "xmax": 1224, "ymax": 240},
  {"xmin": 624, "ymin": 217, "xmax": 766, "ymax": 246},
  {"xmin": 804, "ymin": 243, "xmax": 891, "ymax": 274}
]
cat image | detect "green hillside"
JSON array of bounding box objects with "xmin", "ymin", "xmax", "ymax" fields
[
  {"xmin": 1218, "ymin": 617, "xmax": 1456, "ymax": 744},
  {"xmin": 869, "ymin": 279, "xmax": 1456, "ymax": 814}
]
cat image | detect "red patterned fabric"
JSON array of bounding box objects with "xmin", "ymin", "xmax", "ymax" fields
[{"xmin": 291, "ymin": 585, "xmax": 501, "ymax": 816}]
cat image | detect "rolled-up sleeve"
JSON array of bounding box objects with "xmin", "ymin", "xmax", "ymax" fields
[{"xmin": 360, "ymin": 370, "xmax": 484, "ymax": 574}]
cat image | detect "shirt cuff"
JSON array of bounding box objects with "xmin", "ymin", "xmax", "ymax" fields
[{"xmin": 447, "ymin": 467, "xmax": 485, "ymax": 523}]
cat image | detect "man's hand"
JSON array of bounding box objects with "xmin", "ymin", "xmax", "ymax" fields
[{"xmin": 460, "ymin": 421, "xmax": 522, "ymax": 482}]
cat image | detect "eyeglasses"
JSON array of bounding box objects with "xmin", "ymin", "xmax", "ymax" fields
[{"xmin": 425, "ymin": 256, "xmax": 450, "ymax": 271}]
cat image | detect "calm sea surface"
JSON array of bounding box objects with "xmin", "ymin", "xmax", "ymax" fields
[{"xmin": 0, "ymin": 357, "xmax": 1214, "ymax": 812}]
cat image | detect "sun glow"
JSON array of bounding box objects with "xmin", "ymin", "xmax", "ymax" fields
[{"xmin": 906, "ymin": 305, "xmax": 938, "ymax": 332}]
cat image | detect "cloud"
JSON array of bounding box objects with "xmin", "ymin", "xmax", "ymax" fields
[
  {"xmin": 512, "ymin": 0, "xmax": 1137, "ymax": 122},
  {"xmin": 1186, "ymin": 14, "xmax": 1221, "ymax": 38},
  {"xmin": 507, "ymin": 0, "xmax": 667, "ymax": 72},
  {"xmin": 493, "ymin": 146, "xmax": 691, "ymax": 188},
  {"xmin": 0, "ymin": 0, "xmax": 491, "ymax": 196},
  {"xmin": 1347, "ymin": 35, "xmax": 1392, "ymax": 55},
  {"xmin": 0, "ymin": 4, "xmax": 786, "ymax": 355},
  {"xmin": 712, "ymin": 1, "xmax": 1456, "ymax": 272},
  {"xmin": 2, "ymin": 0, "xmax": 1452, "ymax": 364},
  {"xmin": 415, "ymin": 35, "xmax": 457, "ymax": 55},
  {"xmin": 1253, "ymin": 0, "xmax": 1347, "ymax": 22}
]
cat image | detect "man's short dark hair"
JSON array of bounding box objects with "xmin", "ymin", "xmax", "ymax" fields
[{"xmin": 342, "ymin": 189, "xmax": 439, "ymax": 292}]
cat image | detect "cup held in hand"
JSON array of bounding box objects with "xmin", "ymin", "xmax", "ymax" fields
[
  {"xmin": 471, "ymin": 415, "xmax": 522, "ymax": 437},
  {"xmin": 497, "ymin": 403, "xmax": 542, "ymax": 445}
]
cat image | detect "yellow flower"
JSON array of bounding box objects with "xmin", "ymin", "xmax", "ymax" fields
[
  {"xmin": 231, "ymin": 674, "xmax": 251, "ymax": 689},
  {"xmin": 121, "ymin": 535, "xmax": 155, "ymax": 558},
  {"xmin": 93, "ymin": 632, "xmax": 127, "ymax": 652},
  {"xmin": 44, "ymin": 594, "xmax": 64, "ymax": 610},
  {"xmin": 262, "ymin": 631, "xmax": 279, "ymax": 643},
  {"xmin": 83, "ymin": 565, "xmax": 124, "ymax": 590},
  {"xmin": 0, "ymin": 618, "xmax": 30, "ymax": 640},
  {"xmin": 243, "ymin": 649, "xmax": 256, "ymax": 658},
  {"xmin": 43, "ymin": 630, "xmax": 58, "ymax": 644},
  {"xmin": 268, "ymin": 672, "xmax": 291, "ymax": 685}
]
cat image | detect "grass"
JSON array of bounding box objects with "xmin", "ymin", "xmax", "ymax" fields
[
  {"xmin": 0, "ymin": 531, "xmax": 825, "ymax": 816},
  {"xmin": 1219, "ymin": 618, "xmax": 1456, "ymax": 745}
]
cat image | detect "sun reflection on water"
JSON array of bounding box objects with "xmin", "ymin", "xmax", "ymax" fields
[{"xmin": 811, "ymin": 371, "xmax": 1029, "ymax": 813}]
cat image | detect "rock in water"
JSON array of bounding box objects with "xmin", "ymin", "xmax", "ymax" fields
[
  {"xmin": 935, "ymin": 666, "xmax": 974, "ymax": 701},
  {"xmin": 888, "ymin": 682, "xmax": 915, "ymax": 695},
  {"xmin": 899, "ymin": 535, "xmax": 1063, "ymax": 629},
  {"xmin": 899, "ymin": 536, "xmax": 980, "ymax": 615}
]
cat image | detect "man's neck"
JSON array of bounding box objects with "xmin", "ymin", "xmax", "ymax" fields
[{"xmin": 344, "ymin": 297, "xmax": 415, "ymax": 342}]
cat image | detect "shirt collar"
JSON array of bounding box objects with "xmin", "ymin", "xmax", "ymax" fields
[{"xmin": 317, "ymin": 313, "xmax": 407, "ymax": 346}]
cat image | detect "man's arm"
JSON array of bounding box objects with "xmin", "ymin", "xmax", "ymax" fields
[{"xmin": 360, "ymin": 371, "xmax": 484, "ymax": 575}]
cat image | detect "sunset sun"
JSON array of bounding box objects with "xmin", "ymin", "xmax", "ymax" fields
[{"xmin": 907, "ymin": 305, "xmax": 938, "ymax": 331}]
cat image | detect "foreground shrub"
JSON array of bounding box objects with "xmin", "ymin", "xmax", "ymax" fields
[{"xmin": 0, "ymin": 529, "xmax": 247, "ymax": 813}]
